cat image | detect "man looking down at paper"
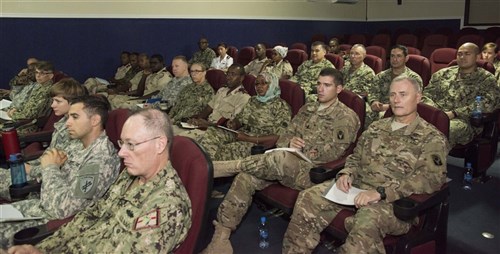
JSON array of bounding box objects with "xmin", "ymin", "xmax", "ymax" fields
[
  {"xmin": 201, "ymin": 68, "xmax": 360, "ymax": 254},
  {"xmin": 282, "ymin": 76, "xmax": 450, "ymax": 254}
]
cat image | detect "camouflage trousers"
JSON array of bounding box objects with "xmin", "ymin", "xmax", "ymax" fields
[
  {"xmin": 83, "ymin": 78, "xmax": 108, "ymax": 95},
  {"xmin": 217, "ymin": 151, "xmax": 315, "ymax": 230},
  {"xmin": 0, "ymin": 168, "xmax": 12, "ymax": 200},
  {"xmin": 449, "ymin": 118, "xmax": 476, "ymax": 147},
  {"xmin": 0, "ymin": 217, "xmax": 46, "ymax": 249},
  {"xmin": 199, "ymin": 127, "xmax": 254, "ymax": 161},
  {"xmin": 283, "ymin": 181, "xmax": 411, "ymax": 254}
]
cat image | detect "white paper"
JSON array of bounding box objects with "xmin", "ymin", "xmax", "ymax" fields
[
  {"xmin": 0, "ymin": 110, "xmax": 12, "ymax": 120},
  {"xmin": 180, "ymin": 122, "xmax": 198, "ymax": 129},
  {"xmin": 0, "ymin": 204, "xmax": 43, "ymax": 222},
  {"xmin": 94, "ymin": 77, "xmax": 110, "ymax": 86},
  {"xmin": 0, "ymin": 99, "xmax": 12, "ymax": 110},
  {"xmin": 264, "ymin": 147, "xmax": 312, "ymax": 163},
  {"xmin": 323, "ymin": 182, "xmax": 365, "ymax": 206}
]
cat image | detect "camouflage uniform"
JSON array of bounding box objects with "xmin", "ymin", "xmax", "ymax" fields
[
  {"xmin": 176, "ymin": 85, "xmax": 250, "ymax": 139},
  {"xmin": 8, "ymin": 82, "xmax": 38, "ymax": 109},
  {"xmin": 35, "ymin": 162, "xmax": 191, "ymax": 253},
  {"xmin": 341, "ymin": 63, "xmax": 375, "ymax": 95},
  {"xmin": 423, "ymin": 66, "xmax": 500, "ymax": 146},
  {"xmin": 216, "ymin": 99, "xmax": 359, "ymax": 231},
  {"xmin": 114, "ymin": 63, "xmax": 132, "ymax": 80},
  {"xmin": 0, "ymin": 132, "xmax": 120, "ymax": 248},
  {"xmin": 283, "ymin": 116, "xmax": 450, "ymax": 254},
  {"xmin": 493, "ymin": 59, "xmax": 500, "ymax": 82},
  {"xmin": 290, "ymin": 58, "xmax": 335, "ymax": 102},
  {"xmin": 169, "ymin": 80, "xmax": 214, "ymax": 124},
  {"xmin": 244, "ymin": 58, "xmax": 268, "ymax": 77},
  {"xmin": 154, "ymin": 75, "xmax": 192, "ymax": 109},
  {"xmin": 189, "ymin": 48, "xmax": 217, "ymax": 69},
  {"xmin": 108, "ymin": 70, "xmax": 146, "ymax": 109},
  {"xmin": 9, "ymin": 81, "xmax": 53, "ymax": 121},
  {"xmin": 367, "ymin": 67, "xmax": 423, "ymax": 127},
  {"xmin": 200, "ymin": 96, "xmax": 291, "ymax": 161},
  {"xmin": 264, "ymin": 60, "xmax": 293, "ymax": 79}
]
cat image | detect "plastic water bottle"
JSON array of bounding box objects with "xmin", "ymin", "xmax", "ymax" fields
[
  {"xmin": 9, "ymin": 153, "xmax": 27, "ymax": 188},
  {"xmin": 258, "ymin": 216, "xmax": 270, "ymax": 249},
  {"xmin": 463, "ymin": 162, "xmax": 473, "ymax": 191},
  {"xmin": 471, "ymin": 96, "xmax": 483, "ymax": 119}
]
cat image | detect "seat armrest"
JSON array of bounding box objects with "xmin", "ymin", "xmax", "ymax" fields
[
  {"xmin": 393, "ymin": 185, "xmax": 449, "ymax": 221},
  {"xmin": 309, "ymin": 158, "xmax": 346, "ymax": 184},
  {"xmin": 470, "ymin": 110, "xmax": 499, "ymax": 128},
  {"xmin": 19, "ymin": 130, "xmax": 53, "ymax": 146},
  {"xmin": 9, "ymin": 180, "xmax": 42, "ymax": 200},
  {"xmin": 13, "ymin": 224, "xmax": 55, "ymax": 246}
]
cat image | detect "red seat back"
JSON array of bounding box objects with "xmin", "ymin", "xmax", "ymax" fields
[
  {"xmin": 242, "ymin": 74, "xmax": 257, "ymax": 96},
  {"xmin": 396, "ymin": 33, "xmax": 419, "ymax": 48},
  {"xmin": 430, "ymin": 47, "xmax": 457, "ymax": 74},
  {"xmin": 421, "ymin": 34, "xmax": 449, "ymax": 59},
  {"xmin": 206, "ymin": 69, "xmax": 227, "ymax": 92},
  {"xmin": 105, "ymin": 108, "xmax": 130, "ymax": 150},
  {"xmin": 366, "ymin": 45, "xmax": 387, "ymax": 69},
  {"xmin": 227, "ymin": 46, "xmax": 238, "ymax": 62},
  {"xmin": 170, "ymin": 136, "xmax": 213, "ymax": 254},
  {"xmin": 279, "ymin": 79, "xmax": 305, "ymax": 117},
  {"xmin": 237, "ymin": 46, "xmax": 256, "ymax": 66},
  {"xmin": 370, "ymin": 34, "xmax": 391, "ymax": 55},
  {"xmin": 364, "ymin": 54, "xmax": 383, "ymax": 74},
  {"xmin": 407, "ymin": 55, "xmax": 431, "ymax": 87},
  {"xmin": 455, "ymin": 34, "xmax": 484, "ymax": 49},
  {"xmin": 325, "ymin": 53, "xmax": 344, "ymax": 70},
  {"xmin": 347, "ymin": 34, "xmax": 367, "ymax": 45},
  {"xmin": 407, "ymin": 46, "xmax": 422, "ymax": 55},
  {"xmin": 285, "ymin": 49, "xmax": 308, "ymax": 74},
  {"xmin": 290, "ymin": 42, "xmax": 308, "ymax": 53}
]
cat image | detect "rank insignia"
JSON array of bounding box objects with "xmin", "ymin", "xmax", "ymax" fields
[
  {"xmin": 337, "ymin": 130, "xmax": 344, "ymax": 140},
  {"xmin": 431, "ymin": 154, "xmax": 442, "ymax": 166},
  {"xmin": 133, "ymin": 209, "xmax": 160, "ymax": 230}
]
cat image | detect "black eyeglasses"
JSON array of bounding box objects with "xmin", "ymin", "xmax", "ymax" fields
[{"xmin": 117, "ymin": 136, "xmax": 161, "ymax": 151}]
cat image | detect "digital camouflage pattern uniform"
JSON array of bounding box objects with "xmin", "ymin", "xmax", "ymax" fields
[
  {"xmin": 8, "ymin": 82, "xmax": 38, "ymax": 110},
  {"xmin": 189, "ymin": 48, "xmax": 217, "ymax": 69},
  {"xmin": 264, "ymin": 60, "xmax": 293, "ymax": 79},
  {"xmin": 216, "ymin": 99, "xmax": 360, "ymax": 232},
  {"xmin": 290, "ymin": 59, "xmax": 335, "ymax": 102},
  {"xmin": 283, "ymin": 116, "xmax": 450, "ymax": 254},
  {"xmin": 367, "ymin": 67, "xmax": 423, "ymax": 127},
  {"xmin": 154, "ymin": 75, "xmax": 192, "ymax": 109},
  {"xmin": 176, "ymin": 85, "xmax": 250, "ymax": 139},
  {"xmin": 244, "ymin": 58, "xmax": 268, "ymax": 77},
  {"xmin": 169, "ymin": 80, "xmax": 215, "ymax": 124},
  {"xmin": 341, "ymin": 63, "xmax": 376, "ymax": 95},
  {"xmin": 0, "ymin": 132, "xmax": 120, "ymax": 248},
  {"xmin": 35, "ymin": 162, "xmax": 191, "ymax": 253},
  {"xmin": 422, "ymin": 66, "xmax": 500, "ymax": 146},
  {"xmin": 493, "ymin": 59, "xmax": 500, "ymax": 82},
  {"xmin": 200, "ymin": 96, "xmax": 291, "ymax": 161}
]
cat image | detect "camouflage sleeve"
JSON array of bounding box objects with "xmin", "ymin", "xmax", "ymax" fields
[
  {"xmin": 283, "ymin": 62, "xmax": 293, "ymax": 78},
  {"xmin": 269, "ymin": 100, "xmax": 292, "ymax": 135},
  {"xmin": 276, "ymin": 105, "xmax": 306, "ymax": 148},
  {"xmin": 455, "ymin": 76, "xmax": 500, "ymax": 116},
  {"xmin": 338, "ymin": 127, "xmax": 367, "ymax": 178},
  {"xmin": 10, "ymin": 85, "xmax": 51, "ymax": 120},
  {"xmin": 367, "ymin": 74, "xmax": 381, "ymax": 104},
  {"xmin": 383, "ymin": 132, "xmax": 449, "ymax": 202},
  {"xmin": 39, "ymin": 152, "xmax": 119, "ymax": 219},
  {"xmin": 421, "ymin": 74, "xmax": 442, "ymax": 108}
]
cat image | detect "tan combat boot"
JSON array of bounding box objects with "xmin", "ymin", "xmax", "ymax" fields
[
  {"xmin": 213, "ymin": 160, "xmax": 242, "ymax": 178},
  {"xmin": 201, "ymin": 220, "xmax": 233, "ymax": 254}
]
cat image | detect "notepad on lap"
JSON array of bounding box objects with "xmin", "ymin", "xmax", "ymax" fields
[{"xmin": 0, "ymin": 204, "xmax": 43, "ymax": 222}]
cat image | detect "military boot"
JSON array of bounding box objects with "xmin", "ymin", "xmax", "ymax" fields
[
  {"xmin": 201, "ymin": 220, "xmax": 233, "ymax": 254},
  {"xmin": 213, "ymin": 160, "xmax": 242, "ymax": 178}
]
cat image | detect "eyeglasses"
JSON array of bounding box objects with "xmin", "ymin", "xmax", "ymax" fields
[
  {"xmin": 117, "ymin": 136, "xmax": 161, "ymax": 151},
  {"xmin": 190, "ymin": 70, "xmax": 204, "ymax": 74}
]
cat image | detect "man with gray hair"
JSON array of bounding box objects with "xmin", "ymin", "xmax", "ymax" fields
[
  {"xmin": 282, "ymin": 76, "xmax": 450, "ymax": 253},
  {"xmin": 6, "ymin": 108, "xmax": 192, "ymax": 253}
]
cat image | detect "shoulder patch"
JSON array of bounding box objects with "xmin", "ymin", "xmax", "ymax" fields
[{"xmin": 133, "ymin": 209, "xmax": 161, "ymax": 231}]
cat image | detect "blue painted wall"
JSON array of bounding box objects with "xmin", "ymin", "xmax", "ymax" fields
[{"xmin": 0, "ymin": 18, "xmax": 460, "ymax": 87}]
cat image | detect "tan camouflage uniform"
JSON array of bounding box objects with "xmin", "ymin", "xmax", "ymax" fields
[
  {"xmin": 200, "ymin": 96, "xmax": 291, "ymax": 161},
  {"xmin": 176, "ymin": 85, "xmax": 250, "ymax": 139},
  {"xmin": 108, "ymin": 70, "xmax": 146, "ymax": 109},
  {"xmin": 244, "ymin": 58, "xmax": 268, "ymax": 77},
  {"xmin": 422, "ymin": 66, "xmax": 500, "ymax": 146},
  {"xmin": 154, "ymin": 75, "xmax": 192, "ymax": 109},
  {"xmin": 216, "ymin": 100, "xmax": 359, "ymax": 232},
  {"xmin": 35, "ymin": 162, "xmax": 191, "ymax": 253},
  {"xmin": 283, "ymin": 116, "xmax": 450, "ymax": 254},
  {"xmin": 189, "ymin": 48, "xmax": 217, "ymax": 69},
  {"xmin": 0, "ymin": 132, "xmax": 120, "ymax": 248},
  {"xmin": 367, "ymin": 67, "xmax": 423, "ymax": 127},
  {"xmin": 169, "ymin": 80, "xmax": 215, "ymax": 124},
  {"xmin": 264, "ymin": 60, "xmax": 293, "ymax": 79},
  {"xmin": 290, "ymin": 58, "xmax": 335, "ymax": 102}
]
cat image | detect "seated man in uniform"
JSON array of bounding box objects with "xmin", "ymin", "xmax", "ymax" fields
[
  {"xmin": 422, "ymin": 42, "xmax": 500, "ymax": 147},
  {"xmin": 189, "ymin": 36, "xmax": 216, "ymax": 69},
  {"xmin": 369, "ymin": 45, "xmax": 423, "ymax": 127},
  {"xmin": 176, "ymin": 63, "xmax": 250, "ymax": 139},
  {"xmin": 282, "ymin": 76, "xmax": 450, "ymax": 254},
  {"xmin": 0, "ymin": 58, "xmax": 38, "ymax": 99},
  {"xmin": 6, "ymin": 108, "xmax": 192, "ymax": 253},
  {"xmin": 0, "ymin": 96, "xmax": 120, "ymax": 248},
  {"xmin": 201, "ymin": 68, "xmax": 360, "ymax": 253},
  {"xmin": 152, "ymin": 56, "xmax": 192, "ymax": 110},
  {"xmin": 244, "ymin": 43, "xmax": 268, "ymax": 77},
  {"xmin": 290, "ymin": 41, "xmax": 334, "ymax": 102}
]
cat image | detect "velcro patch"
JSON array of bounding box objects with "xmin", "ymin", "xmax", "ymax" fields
[
  {"xmin": 133, "ymin": 209, "xmax": 160, "ymax": 231},
  {"xmin": 79, "ymin": 176, "xmax": 95, "ymax": 194}
]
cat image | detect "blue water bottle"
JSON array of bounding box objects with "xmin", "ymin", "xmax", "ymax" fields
[
  {"xmin": 462, "ymin": 162, "xmax": 473, "ymax": 191},
  {"xmin": 9, "ymin": 153, "xmax": 27, "ymax": 188},
  {"xmin": 471, "ymin": 96, "xmax": 482, "ymax": 119},
  {"xmin": 258, "ymin": 216, "xmax": 270, "ymax": 249}
]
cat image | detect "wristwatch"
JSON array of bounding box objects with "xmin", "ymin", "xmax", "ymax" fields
[{"xmin": 376, "ymin": 186, "xmax": 386, "ymax": 200}]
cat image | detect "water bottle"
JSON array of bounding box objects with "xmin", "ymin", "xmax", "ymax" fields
[
  {"xmin": 9, "ymin": 153, "xmax": 27, "ymax": 188},
  {"xmin": 258, "ymin": 216, "xmax": 270, "ymax": 249},
  {"xmin": 471, "ymin": 96, "xmax": 482, "ymax": 119},
  {"xmin": 462, "ymin": 162, "xmax": 473, "ymax": 191}
]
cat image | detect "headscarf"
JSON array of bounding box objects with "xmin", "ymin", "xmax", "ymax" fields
[
  {"xmin": 256, "ymin": 72, "xmax": 281, "ymax": 103},
  {"xmin": 273, "ymin": 46, "xmax": 288, "ymax": 58}
]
